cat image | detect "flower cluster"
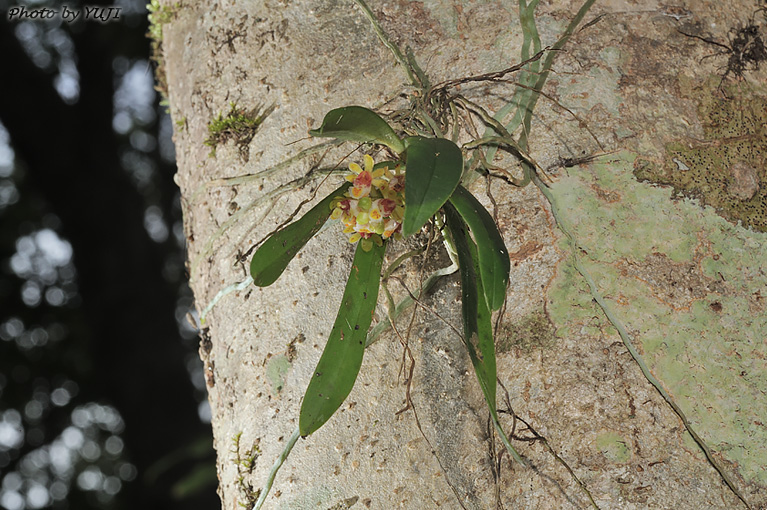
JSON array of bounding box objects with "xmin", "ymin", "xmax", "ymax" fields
[{"xmin": 330, "ymin": 154, "xmax": 405, "ymax": 251}]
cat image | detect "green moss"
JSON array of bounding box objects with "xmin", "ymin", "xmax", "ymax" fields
[
  {"xmin": 146, "ymin": 1, "xmax": 179, "ymax": 103},
  {"xmin": 147, "ymin": 0, "xmax": 175, "ymax": 41},
  {"xmin": 497, "ymin": 311, "xmax": 556, "ymax": 353},
  {"xmin": 633, "ymin": 78, "xmax": 767, "ymax": 232},
  {"xmin": 231, "ymin": 432, "xmax": 261, "ymax": 507},
  {"xmin": 205, "ymin": 103, "xmax": 272, "ymax": 159}
]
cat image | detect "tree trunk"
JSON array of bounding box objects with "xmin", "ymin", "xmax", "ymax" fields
[{"xmin": 161, "ymin": 0, "xmax": 767, "ymax": 508}]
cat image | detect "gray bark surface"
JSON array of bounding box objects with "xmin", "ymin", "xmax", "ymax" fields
[{"xmin": 162, "ymin": 0, "xmax": 767, "ymax": 508}]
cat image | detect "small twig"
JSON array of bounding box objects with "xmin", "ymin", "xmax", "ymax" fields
[
  {"xmin": 507, "ymin": 80, "xmax": 604, "ymax": 151},
  {"xmin": 429, "ymin": 49, "xmax": 549, "ymax": 92},
  {"xmin": 578, "ymin": 13, "xmax": 606, "ymax": 33},
  {"xmin": 546, "ymin": 150, "xmax": 618, "ymax": 172},
  {"xmin": 677, "ymin": 29, "xmax": 732, "ymax": 52},
  {"xmin": 497, "ymin": 381, "xmax": 601, "ymax": 509}
]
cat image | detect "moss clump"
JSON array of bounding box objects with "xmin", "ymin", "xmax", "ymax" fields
[
  {"xmin": 633, "ymin": 78, "xmax": 767, "ymax": 232},
  {"xmin": 497, "ymin": 311, "xmax": 556, "ymax": 354},
  {"xmin": 232, "ymin": 432, "xmax": 261, "ymax": 507},
  {"xmin": 147, "ymin": 0, "xmax": 179, "ymax": 105},
  {"xmin": 205, "ymin": 103, "xmax": 272, "ymax": 160},
  {"xmin": 147, "ymin": 0, "xmax": 175, "ymax": 41}
]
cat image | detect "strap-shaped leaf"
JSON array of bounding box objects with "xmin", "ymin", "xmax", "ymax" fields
[
  {"xmin": 448, "ymin": 185, "xmax": 510, "ymax": 311},
  {"xmin": 309, "ymin": 106, "xmax": 405, "ymax": 154},
  {"xmin": 444, "ymin": 204, "xmax": 524, "ymax": 465},
  {"xmin": 402, "ymin": 136, "xmax": 462, "ymax": 237},
  {"xmin": 444, "ymin": 204, "xmax": 495, "ymax": 404},
  {"xmin": 250, "ymin": 182, "xmax": 351, "ymax": 287},
  {"xmin": 299, "ymin": 241, "xmax": 385, "ymax": 437}
]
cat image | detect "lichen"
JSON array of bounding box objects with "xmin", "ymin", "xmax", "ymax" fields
[
  {"xmin": 265, "ymin": 355, "xmax": 291, "ymax": 395},
  {"xmin": 549, "ymin": 151, "xmax": 767, "ymax": 487},
  {"xmin": 596, "ymin": 431, "xmax": 631, "ymax": 463},
  {"xmin": 633, "ymin": 78, "xmax": 767, "ymax": 232}
]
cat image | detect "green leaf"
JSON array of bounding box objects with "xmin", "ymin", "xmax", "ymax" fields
[
  {"xmin": 309, "ymin": 106, "xmax": 405, "ymax": 154},
  {"xmin": 444, "ymin": 203, "xmax": 524, "ymax": 465},
  {"xmin": 299, "ymin": 241, "xmax": 386, "ymax": 437},
  {"xmin": 250, "ymin": 182, "xmax": 351, "ymax": 287},
  {"xmin": 444, "ymin": 204, "xmax": 496, "ymax": 404},
  {"xmin": 448, "ymin": 185, "xmax": 510, "ymax": 311},
  {"xmin": 402, "ymin": 137, "xmax": 463, "ymax": 237}
]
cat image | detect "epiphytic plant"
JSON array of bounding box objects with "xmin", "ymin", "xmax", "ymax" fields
[
  {"xmin": 249, "ymin": 106, "xmax": 517, "ymax": 453},
  {"xmin": 227, "ymin": 0, "xmax": 607, "ymax": 507}
]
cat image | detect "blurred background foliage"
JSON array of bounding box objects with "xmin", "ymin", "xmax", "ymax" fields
[{"xmin": 0, "ymin": 0, "xmax": 218, "ymax": 508}]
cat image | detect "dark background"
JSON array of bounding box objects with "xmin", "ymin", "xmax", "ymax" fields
[{"xmin": 0, "ymin": 0, "xmax": 219, "ymax": 508}]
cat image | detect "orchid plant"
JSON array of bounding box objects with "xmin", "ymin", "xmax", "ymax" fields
[{"xmin": 249, "ymin": 106, "xmax": 522, "ymax": 462}]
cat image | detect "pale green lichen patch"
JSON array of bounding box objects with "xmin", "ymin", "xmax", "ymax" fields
[
  {"xmin": 266, "ymin": 355, "xmax": 291, "ymax": 395},
  {"xmin": 547, "ymin": 151, "xmax": 767, "ymax": 487},
  {"xmin": 596, "ymin": 431, "xmax": 631, "ymax": 463},
  {"xmin": 553, "ymin": 153, "xmax": 699, "ymax": 264},
  {"xmin": 633, "ymin": 78, "xmax": 767, "ymax": 232},
  {"xmin": 547, "ymin": 252, "xmax": 610, "ymax": 341},
  {"xmin": 554, "ymin": 46, "xmax": 626, "ymax": 116},
  {"xmin": 277, "ymin": 486, "xmax": 339, "ymax": 509}
]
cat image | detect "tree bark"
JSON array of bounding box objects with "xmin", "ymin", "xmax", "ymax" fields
[{"xmin": 162, "ymin": 0, "xmax": 767, "ymax": 508}]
